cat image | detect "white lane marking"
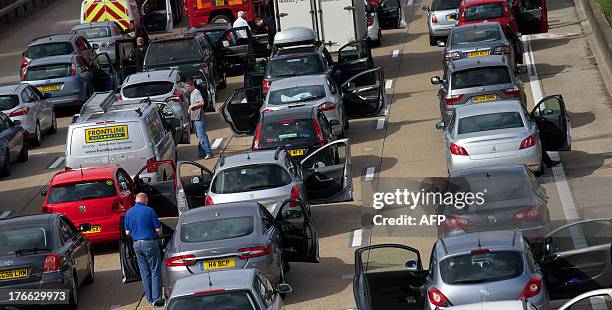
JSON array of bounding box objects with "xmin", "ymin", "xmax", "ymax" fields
[
  {"xmin": 0, "ymin": 211, "xmax": 12, "ymax": 219},
  {"xmin": 29, "ymin": 151, "xmax": 47, "ymax": 157},
  {"xmin": 351, "ymin": 229, "xmax": 363, "ymax": 247},
  {"xmin": 48, "ymin": 156, "xmax": 65, "ymax": 169},
  {"xmin": 392, "ymin": 49, "xmax": 400, "ymax": 58},
  {"xmin": 364, "ymin": 147, "xmax": 374, "ymax": 151},
  {"xmin": 376, "ymin": 118, "xmax": 386, "ymax": 130},
  {"xmin": 211, "ymin": 138, "xmax": 224, "ymax": 150},
  {"xmin": 589, "ymin": 296, "xmax": 609, "ymax": 310},
  {"xmin": 385, "ymin": 79, "xmax": 394, "ymax": 89},
  {"xmin": 364, "ymin": 167, "xmax": 376, "ymax": 182}
]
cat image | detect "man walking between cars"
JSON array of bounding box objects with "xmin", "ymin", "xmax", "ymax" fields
[
  {"xmin": 124, "ymin": 193, "xmax": 164, "ymax": 307},
  {"xmin": 233, "ymin": 11, "xmax": 250, "ymax": 41},
  {"xmin": 128, "ymin": 36, "xmax": 147, "ymax": 72},
  {"xmin": 186, "ymin": 80, "xmax": 213, "ymax": 159}
]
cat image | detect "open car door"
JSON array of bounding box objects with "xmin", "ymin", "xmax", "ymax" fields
[
  {"xmin": 220, "ymin": 87, "xmax": 262, "ymax": 136},
  {"xmin": 540, "ymin": 219, "xmax": 612, "ymax": 299},
  {"xmin": 377, "ymin": 0, "xmax": 404, "ymax": 29},
  {"xmin": 91, "ymin": 52, "xmax": 118, "ymax": 92},
  {"xmin": 514, "ymin": 0, "xmax": 548, "ymax": 34},
  {"xmin": 334, "ymin": 39, "xmax": 374, "ymax": 85},
  {"xmin": 531, "ymin": 95, "xmax": 571, "ymax": 151},
  {"xmin": 354, "ymin": 244, "xmax": 427, "ymax": 310},
  {"xmin": 244, "ymin": 56, "xmax": 268, "ymax": 90},
  {"xmin": 114, "ymin": 38, "xmax": 137, "ymax": 82},
  {"xmin": 141, "ymin": 0, "xmax": 173, "ymax": 33},
  {"xmin": 216, "ymin": 27, "xmax": 253, "ymax": 75},
  {"xmin": 300, "ymin": 139, "xmax": 353, "ymax": 205},
  {"xmin": 176, "ymin": 161, "xmax": 213, "ymax": 213},
  {"xmin": 158, "ymin": 103, "xmax": 184, "ymax": 145},
  {"xmin": 275, "ymin": 199, "xmax": 319, "ymax": 263},
  {"xmin": 341, "ymin": 67, "xmax": 386, "ymax": 117}
]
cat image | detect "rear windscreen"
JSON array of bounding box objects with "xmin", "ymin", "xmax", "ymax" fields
[
  {"xmin": 268, "ymin": 85, "xmax": 326, "ymax": 105},
  {"xmin": 269, "ymin": 55, "xmax": 323, "ymax": 77},
  {"xmin": 463, "ymin": 4, "xmax": 505, "ymax": 22},
  {"xmin": 181, "ymin": 216, "xmax": 254, "ymax": 243},
  {"xmin": 433, "ymin": 0, "xmax": 461, "ymax": 10},
  {"xmin": 122, "ymin": 81, "xmax": 175, "ymax": 98},
  {"xmin": 446, "ymin": 177, "xmax": 531, "ymax": 210},
  {"xmin": 452, "ymin": 29, "xmax": 501, "ymax": 45},
  {"xmin": 74, "ymin": 27, "xmax": 111, "ymax": 39},
  {"xmin": 457, "ymin": 112, "xmax": 524, "ymax": 134},
  {"xmin": 0, "ymin": 95, "xmax": 20, "ymax": 111},
  {"xmin": 25, "ymin": 42, "xmax": 75, "ymax": 59},
  {"xmin": 451, "ymin": 66, "xmax": 511, "ymax": 89},
  {"xmin": 0, "ymin": 226, "xmax": 50, "ymax": 256},
  {"xmin": 440, "ymin": 251, "xmax": 523, "ymax": 284},
  {"xmin": 211, "ymin": 164, "xmax": 291, "ymax": 194},
  {"xmin": 47, "ymin": 181, "xmax": 117, "ymax": 204},
  {"xmin": 259, "ymin": 119, "xmax": 317, "ymax": 149},
  {"xmin": 25, "ymin": 64, "xmax": 71, "ymax": 80},
  {"xmin": 167, "ymin": 291, "xmax": 257, "ymax": 310},
  {"xmin": 145, "ymin": 40, "xmax": 201, "ymax": 65},
  {"xmin": 69, "ymin": 123, "xmax": 147, "ymax": 156}
]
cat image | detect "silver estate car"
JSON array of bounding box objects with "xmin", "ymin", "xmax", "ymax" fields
[
  {"xmin": 165, "ymin": 269, "xmax": 293, "ymax": 310},
  {"xmin": 423, "ymin": 0, "xmax": 461, "ymax": 46},
  {"xmin": 162, "ymin": 200, "xmax": 319, "ymax": 294},
  {"xmin": 0, "ymin": 83, "xmax": 56, "ymax": 146},
  {"xmin": 261, "ymin": 75, "xmax": 347, "ymax": 138},
  {"xmin": 71, "ymin": 21, "xmax": 129, "ymax": 63},
  {"xmin": 436, "ymin": 97, "xmax": 571, "ymax": 174},
  {"xmin": 431, "ymin": 55, "xmax": 526, "ymax": 122}
]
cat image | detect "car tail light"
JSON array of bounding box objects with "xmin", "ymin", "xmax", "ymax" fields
[
  {"xmin": 71, "ymin": 63, "xmax": 77, "ymax": 76},
  {"xmin": 519, "ymin": 275, "xmax": 542, "ymax": 300},
  {"xmin": 20, "ymin": 57, "xmax": 30, "ymax": 80},
  {"xmin": 443, "ymin": 215, "xmax": 473, "ymax": 229},
  {"xmin": 262, "ymin": 79, "xmax": 271, "ymax": 93},
  {"xmin": 41, "ymin": 205, "xmax": 52, "ymax": 213},
  {"xmin": 444, "ymin": 52, "xmax": 462, "ymax": 61},
  {"xmin": 117, "ymin": 94, "xmax": 123, "ymax": 100},
  {"xmin": 43, "ymin": 253, "xmax": 61, "ymax": 272},
  {"xmin": 205, "ymin": 195, "xmax": 214, "ymax": 206},
  {"xmin": 513, "ymin": 206, "xmax": 541, "ymax": 221},
  {"xmin": 238, "ymin": 246, "xmax": 272, "ymax": 259},
  {"xmin": 9, "ymin": 106, "xmax": 30, "ymax": 117},
  {"xmin": 290, "ymin": 185, "xmax": 300, "ymax": 207},
  {"xmin": 432, "ymin": 14, "xmax": 438, "ymax": 24},
  {"xmin": 318, "ymin": 102, "xmax": 336, "ymax": 112},
  {"xmin": 501, "ymin": 88, "xmax": 521, "ymax": 98},
  {"xmin": 252, "ymin": 122, "xmax": 263, "ymax": 151},
  {"xmin": 471, "ymin": 248, "xmax": 490, "ymax": 254},
  {"xmin": 450, "ymin": 143, "xmax": 469, "ymax": 156},
  {"xmin": 428, "ymin": 287, "xmax": 452, "ymax": 307},
  {"xmin": 164, "ymin": 254, "xmax": 196, "ymax": 267},
  {"xmin": 493, "ymin": 46, "xmax": 511, "ymax": 54},
  {"xmin": 262, "ymin": 108, "xmax": 274, "ymax": 112},
  {"xmin": 519, "ymin": 134, "xmax": 537, "ymax": 150},
  {"xmin": 312, "ymin": 116, "xmax": 326, "ymax": 145},
  {"xmin": 146, "ymin": 157, "xmax": 157, "ymax": 173},
  {"xmin": 445, "ymin": 94, "xmax": 464, "ymax": 105},
  {"xmin": 367, "ymin": 16, "xmax": 374, "ymax": 26},
  {"xmin": 173, "ymin": 88, "xmax": 185, "ymax": 102},
  {"xmin": 194, "ymin": 289, "xmax": 225, "ymax": 295}
]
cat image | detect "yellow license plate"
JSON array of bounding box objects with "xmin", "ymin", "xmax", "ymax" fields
[
  {"xmin": 468, "ymin": 50, "xmax": 490, "ymax": 57},
  {"xmin": 447, "ymin": 15, "xmax": 454, "ymax": 20},
  {"xmin": 202, "ymin": 258, "xmax": 235, "ymax": 270},
  {"xmin": 83, "ymin": 226, "xmax": 101, "ymax": 234},
  {"xmin": 288, "ymin": 149, "xmax": 304, "ymax": 157},
  {"xmin": 0, "ymin": 268, "xmax": 29, "ymax": 280},
  {"xmin": 36, "ymin": 84, "xmax": 61, "ymax": 92},
  {"xmin": 473, "ymin": 94, "xmax": 497, "ymax": 103}
]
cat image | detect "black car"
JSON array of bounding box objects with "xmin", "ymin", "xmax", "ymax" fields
[
  {"xmin": 187, "ymin": 22, "xmax": 233, "ymax": 45},
  {"xmin": 0, "ymin": 214, "xmax": 94, "ymax": 308},
  {"xmin": 0, "ymin": 112, "xmax": 28, "ymax": 177}
]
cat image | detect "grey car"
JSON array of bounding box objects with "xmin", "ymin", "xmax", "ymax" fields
[
  {"xmin": 21, "ymin": 34, "xmax": 97, "ymax": 79},
  {"xmin": 0, "ymin": 83, "xmax": 56, "ymax": 146},
  {"xmin": 162, "ymin": 200, "xmax": 319, "ymax": 294},
  {"xmin": 165, "ymin": 269, "xmax": 293, "ymax": 310},
  {"xmin": 422, "ymin": 0, "xmax": 461, "ymax": 46},
  {"xmin": 70, "ymin": 21, "xmax": 129, "ymax": 63},
  {"xmin": 431, "ymin": 55, "xmax": 526, "ymax": 122}
]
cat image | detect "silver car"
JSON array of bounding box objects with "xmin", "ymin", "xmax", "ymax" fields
[
  {"xmin": 444, "ymin": 300, "xmax": 538, "ymax": 310},
  {"xmin": 436, "ymin": 98, "xmax": 571, "ymax": 174},
  {"xmin": 70, "ymin": 21, "xmax": 129, "ymax": 63},
  {"xmin": 165, "ymin": 269, "xmax": 292, "ymax": 310},
  {"xmin": 261, "ymin": 75, "xmax": 347, "ymax": 138},
  {"xmin": 423, "ymin": 0, "xmax": 461, "ymax": 46},
  {"xmin": 0, "ymin": 83, "xmax": 56, "ymax": 146},
  {"xmin": 431, "ymin": 55, "xmax": 526, "ymax": 122},
  {"xmin": 162, "ymin": 200, "xmax": 319, "ymax": 294}
]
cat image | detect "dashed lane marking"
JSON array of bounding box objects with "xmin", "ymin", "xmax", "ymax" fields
[
  {"xmin": 376, "ymin": 118, "xmax": 386, "ymax": 130},
  {"xmin": 48, "ymin": 156, "xmax": 65, "ymax": 169},
  {"xmin": 211, "ymin": 137, "xmax": 224, "ymax": 150},
  {"xmin": 385, "ymin": 79, "xmax": 394, "ymax": 89},
  {"xmin": 351, "ymin": 229, "xmax": 363, "ymax": 247},
  {"xmin": 364, "ymin": 167, "xmax": 376, "ymax": 182},
  {"xmin": 0, "ymin": 211, "xmax": 12, "ymax": 219},
  {"xmin": 391, "ymin": 49, "xmax": 401, "ymax": 58}
]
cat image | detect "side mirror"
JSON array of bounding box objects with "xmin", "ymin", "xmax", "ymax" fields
[
  {"xmin": 516, "ymin": 66, "xmax": 528, "ymax": 75},
  {"xmin": 405, "ymin": 259, "xmax": 419, "ymax": 270},
  {"xmin": 222, "ymin": 40, "xmax": 230, "ymax": 47},
  {"xmin": 450, "ymin": 13, "xmax": 458, "ymax": 19},
  {"xmin": 422, "ymin": 5, "xmax": 430, "ymax": 11},
  {"xmin": 12, "ymin": 120, "xmax": 21, "ymax": 126},
  {"xmin": 43, "ymin": 93, "xmax": 52, "ymax": 99},
  {"xmin": 79, "ymin": 223, "xmax": 92, "ymax": 232},
  {"xmin": 515, "ymin": 32, "xmax": 522, "ymax": 38},
  {"xmin": 329, "ymin": 119, "xmax": 340, "ymax": 126},
  {"xmin": 92, "ymin": 43, "xmax": 100, "ymax": 50},
  {"xmin": 437, "ymin": 41, "xmax": 446, "ymax": 47},
  {"xmin": 276, "ymin": 283, "xmax": 293, "ymax": 294},
  {"xmin": 40, "ymin": 189, "xmax": 48, "ymax": 197},
  {"xmin": 431, "ymin": 76, "xmax": 442, "ymax": 85},
  {"xmin": 71, "ymin": 114, "xmax": 80, "ymax": 124},
  {"xmin": 435, "ymin": 121, "xmax": 445, "ymax": 130}
]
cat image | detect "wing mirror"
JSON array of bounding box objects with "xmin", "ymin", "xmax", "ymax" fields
[
  {"xmin": 11, "ymin": 120, "xmax": 21, "ymax": 126},
  {"xmin": 40, "ymin": 187, "xmax": 48, "ymax": 197},
  {"xmin": 435, "ymin": 121, "xmax": 445, "ymax": 130},
  {"xmin": 437, "ymin": 41, "xmax": 446, "ymax": 47},
  {"xmin": 329, "ymin": 119, "xmax": 340, "ymax": 126},
  {"xmin": 422, "ymin": 5, "xmax": 430, "ymax": 11},
  {"xmin": 276, "ymin": 283, "xmax": 293, "ymax": 294},
  {"xmin": 78, "ymin": 223, "xmax": 92, "ymax": 232},
  {"xmin": 516, "ymin": 66, "xmax": 528, "ymax": 75},
  {"xmin": 405, "ymin": 259, "xmax": 419, "ymax": 270},
  {"xmin": 431, "ymin": 76, "xmax": 442, "ymax": 85},
  {"xmin": 92, "ymin": 43, "xmax": 100, "ymax": 50}
]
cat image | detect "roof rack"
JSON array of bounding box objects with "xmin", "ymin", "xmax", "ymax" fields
[{"xmin": 76, "ymin": 92, "xmax": 159, "ymax": 119}]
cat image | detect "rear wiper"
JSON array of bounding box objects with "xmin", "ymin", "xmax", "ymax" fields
[
  {"xmin": 15, "ymin": 248, "xmax": 49, "ymax": 256},
  {"xmin": 452, "ymin": 279, "xmax": 487, "ymax": 284},
  {"xmin": 248, "ymin": 185, "xmax": 273, "ymax": 191}
]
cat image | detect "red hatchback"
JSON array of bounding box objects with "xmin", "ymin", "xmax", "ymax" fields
[
  {"xmin": 458, "ymin": 0, "xmax": 548, "ymax": 35},
  {"xmin": 41, "ymin": 166, "xmax": 136, "ymax": 244}
]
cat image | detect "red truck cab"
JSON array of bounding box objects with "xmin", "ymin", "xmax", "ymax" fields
[
  {"xmin": 41, "ymin": 166, "xmax": 136, "ymax": 244},
  {"xmin": 185, "ymin": 0, "xmax": 271, "ymax": 27}
]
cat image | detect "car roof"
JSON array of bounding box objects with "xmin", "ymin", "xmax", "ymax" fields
[
  {"xmin": 270, "ymin": 74, "xmax": 327, "ymax": 90},
  {"xmin": 438, "ymin": 230, "xmax": 525, "ymax": 257},
  {"xmin": 189, "ymin": 23, "xmax": 231, "ymax": 32},
  {"xmin": 180, "ymin": 202, "xmax": 257, "ymax": 225},
  {"xmin": 170, "ymin": 269, "xmax": 255, "ymax": 298},
  {"xmin": 454, "ymin": 100, "xmax": 522, "ymax": 118},
  {"xmin": 462, "ymin": 0, "xmax": 507, "ymax": 5},
  {"xmin": 123, "ymin": 69, "xmax": 178, "ymax": 85},
  {"xmin": 28, "ymin": 55, "xmax": 76, "ymax": 67},
  {"xmin": 453, "ymin": 22, "xmax": 501, "ymax": 32},
  {"xmin": 262, "ymin": 105, "xmax": 315, "ymax": 122},
  {"xmin": 29, "ymin": 34, "xmax": 77, "ymax": 45},
  {"xmin": 219, "ymin": 150, "xmax": 286, "ymax": 169},
  {"xmin": 72, "ymin": 21, "xmax": 118, "ymax": 29},
  {"xmin": 0, "ymin": 83, "xmax": 27, "ymax": 94},
  {"xmin": 450, "ymin": 55, "xmax": 509, "ymax": 71},
  {"xmin": 74, "ymin": 99, "xmax": 156, "ymax": 124},
  {"xmin": 450, "ymin": 164, "xmax": 529, "ymax": 178},
  {"xmin": 0, "ymin": 213, "xmax": 54, "ymax": 227},
  {"xmin": 49, "ymin": 166, "xmax": 119, "ymax": 186},
  {"xmin": 151, "ymin": 32, "xmax": 197, "ymax": 42}
]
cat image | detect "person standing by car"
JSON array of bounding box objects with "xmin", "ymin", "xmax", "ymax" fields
[
  {"xmin": 124, "ymin": 193, "xmax": 164, "ymax": 307},
  {"xmin": 233, "ymin": 11, "xmax": 250, "ymax": 41},
  {"xmin": 128, "ymin": 37, "xmax": 147, "ymax": 72},
  {"xmin": 253, "ymin": 16, "xmax": 275, "ymax": 50},
  {"xmin": 186, "ymin": 80, "xmax": 213, "ymax": 159}
]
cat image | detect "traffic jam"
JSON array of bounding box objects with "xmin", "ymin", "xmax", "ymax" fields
[{"xmin": 0, "ymin": 0, "xmax": 611, "ymax": 309}]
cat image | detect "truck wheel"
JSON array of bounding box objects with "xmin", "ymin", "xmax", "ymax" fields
[{"xmin": 210, "ymin": 15, "xmax": 231, "ymax": 24}]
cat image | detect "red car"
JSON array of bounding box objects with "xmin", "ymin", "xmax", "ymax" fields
[
  {"xmin": 41, "ymin": 166, "xmax": 136, "ymax": 244},
  {"xmin": 458, "ymin": 0, "xmax": 548, "ymax": 35}
]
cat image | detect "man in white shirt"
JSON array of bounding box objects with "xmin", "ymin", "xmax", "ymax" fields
[{"xmin": 233, "ymin": 11, "xmax": 250, "ymax": 39}]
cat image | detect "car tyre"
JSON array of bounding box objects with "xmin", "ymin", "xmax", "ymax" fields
[
  {"xmin": 17, "ymin": 139, "xmax": 28, "ymax": 162},
  {"xmin": 210, "ymin": 14, "xmax": 232, "ymax": 24},
  {"xmin": 218, "ymin": 72, "xmax": 227, "ymax": 89},
  {"xmin": 429, "ymin": 34, "xmax": 438, "ymax": 46},
  {"xmin": 83, "ymin": 251, "xmax": 95, "ymax": 285},
  {"xmin": 48, "ymin": 111, "xmax": 57, "ymax": 134},
  {"xmin": 0, "ymin": 150, "xmax": 10, "ymax": 177},
  {"xmin": 30, "ymin": 122, "xmax": 42, "ymax": 147},
  {"xmin": 67, "ymin": 272, "xmax": 78, "ymax": 310}
]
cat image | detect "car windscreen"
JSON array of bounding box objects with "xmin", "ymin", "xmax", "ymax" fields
[
  {"xmin": 25, "ymin": 42, "xmax": 75, "ymax": 59},
  {"xmin": 269, "ymin": 55, "xmax": 323, "ymax": 78},
  {"xmin": 451, "ymin": 66, "xmax": 511, "ymax": 89},
  {"xmin": 0, "ymin": 226, "xmax": 50, "ymax": 256},
  {"xmin": 433, "ymin": 0, "xmax": 461, "ymax": 10},
  {"xmin": 145, "ymin": 39, "xmax": 201, "ymax": 65},
  {"xmin": 440, "ymin": 251, "xmax": 523, "ymax": 284},
  {"xmin": 122, "ymin": 81, "xmax": 175, "ymax": 98},
  {"xmin": 0, "ymin": 95, "xmax": 20, "ymax": 111},
  {"xmin": 166, "ymin": 291, "xmax": 258, "ymax": 310},
  {"xmin": 463, "ymin": 3, "xmax": 505, "ymax": 22},
  {"xmin": 457, "ymin": 112, "xmax": 524, "ymax": 134},
  {"xmin": 211, "ymin": 164, "xmax": 292, "ymax": 194},
  {"xmin": 25, "ymin": 64, "xmax": 72, "ymax": 80},
  {"xmin": 259, "ymin": 119, "xmax": 317, "ymax": 149},
  {"xmin": 181, "ymin": 216, "xmax": 254, "ymax": 243},
  {"xmin": 268, "ymin": 85, "xmax": 326, "ymax": 105},
  {"xmin": 452, "ymin": 28, "xmax": 501, "ymax": 45},
  {"xmin": 74, "ymin": 27, "xmax": 111, "ymax": 39},
  {"xmin": 47, "ymin": 181, "xmax": 117, "ymax": 204},
  {"xmin": 446, "ymin": 177, "xmax": 532, "ymax": 210}
]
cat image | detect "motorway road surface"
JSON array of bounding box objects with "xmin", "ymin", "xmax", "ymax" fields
[{"xmin": 0, "ymin": 0, "xmax": 611, "ymax": 308}]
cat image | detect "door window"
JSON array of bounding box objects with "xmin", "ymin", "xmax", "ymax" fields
[
  {"xmin": 302, "ymin": 142, "xmax": 346, "ymax": 169},
  {"xmin": 360, "ymin": 247, "xmax": 420, "ymax": 273},
  {"xmin": 0, "ymin": 114, "xmax": 8, "ymax": 132},
  {"xmin": 533, "ymin": 96, "xmax": 561, "ymax": 118},
  {"xmin": 76, "ymin": 37, "xmax": 87, "ymax": 52},
  {"xmin": 547, "ymin": 220, "xmax": 612, "ymax": 254},
  {"xmin": 59, "ymin": 217, "xmax": 78, "ymax": 244},
  {"xmin": 317, "ymin": 113, "xmax": 332, "ymax": 140},
  {"xmin": 260, "ymin": 205, "xmax": 275, "ymax": 232},
  {"xmin": 20, "ymin": 90, "xmax": 31, "ymax": 103},
  {"xmin": 567, "ymin": 294, "xmax": 612, "ymax": 310},
  {"xmin": 24, "ymin": 87, "xmax": 39, "ymax": 101},
  {"xmin": 117, "ymin": 170, "xmax": 132, "ymax": 192}
]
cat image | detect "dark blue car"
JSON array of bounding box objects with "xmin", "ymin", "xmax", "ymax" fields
[{"xmin": 0, "ymin": 111, "xmax": 28, "ymax": 176}]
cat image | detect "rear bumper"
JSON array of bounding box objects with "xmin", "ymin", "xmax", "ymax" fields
[
  {"xmin": 430, "ymin": 24, "xmax": 455, "ymax": 36},
  {"xmin": 73, "ymin": 214, "xmax": 123, "ymax": 244},
  {"xmin": 449, "ymin": 147, "xmax": 542, "ymax": 173},
  {"xmin": 0, "ymin": 271, "xmax": 68, "ymax": 290},
  {"xmin": 47, "ymin": 93, "xmax": 83, "ymax": 107}
]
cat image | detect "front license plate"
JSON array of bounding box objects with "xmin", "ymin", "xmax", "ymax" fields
[
  {"xmin": 288, "ymin": 149, "xmax": 304, "ymax": 157},
  {"xmin": 472, "ymin": 94, "xmax": 497, "ymax": 103},
  {"xmin": 83, "ymin": 225, "xmax": 101, "ymax": 234},
  {"xmin": 36, "ymin": 84, "xmax": 61, "ymax": 92},
  {"xmin": 468, "ymin": 50, "xmax": 490, "ymax": 58},
  {"xmin": 201, "ymin": 258, "xmax": 235, "ymax": 271},
  {"xmin": 0, "ymin": 268, "xmax": 29, "ymax": 280}
]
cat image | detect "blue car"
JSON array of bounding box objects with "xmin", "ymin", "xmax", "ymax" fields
[{"xmin": 0, "ymin": 111, "xmax": 28, "ymax": 176}]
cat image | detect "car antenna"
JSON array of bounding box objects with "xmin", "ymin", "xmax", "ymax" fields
[
  {"xmin": 80, "ymin": 165, "xmax": 84, "ymax": 180},
  {"xmin": 207, "ymin": 267, "xmax": 213, "ymax": 286},
  {"xmin": 477, "ymin": 231, "xmax": 482, "ymax": 248}
]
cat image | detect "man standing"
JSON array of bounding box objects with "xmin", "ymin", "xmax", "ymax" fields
[
  {"xmin": 124, "ymin": 193, "xmax": 164, "ymax": 307},
  {"xmin": 233, "ymin": 11, "xmax": 250, "ymax": 40},
  {"xmin": 128, "ymin": 37, "xmax": 147, "ymax": 72},
  {"xmin": 253, "ymin": 17, "xmax": 275, "ymax": 50},
  {"xmin": 186, "ymin": 80, "xmax": 213, "ymax": 159}
]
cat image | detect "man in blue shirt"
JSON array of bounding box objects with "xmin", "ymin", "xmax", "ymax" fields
[{"xmin": 125, "ymin": 193, "xmax": 163, "ymax": 307}]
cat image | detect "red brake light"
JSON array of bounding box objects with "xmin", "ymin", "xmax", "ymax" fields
[
  {"xmin": 519, "ymin": 275, "xmax": 542, "ymax": 300},
  {"xmin": 173, "ymin": 89, "xmax": 185, "ymax": 102},
  {"xmin": 471, "ymin": 248, "xmax": 490, "ymax": 254},
  {"xmin": 513, "ymin": 206, "xmax": 541, "ymax": 221},
  {"xmin": 252, "ymin": 122, "xmax": 263, "ymax": 151},
  {"xmin": 262, "ymin": 108, "xmax": 274, "ymax": 112},
  {"xmin": 493, "ymin": 46, "xmax": 511, "ymax": 54},
  {"xmin": 312, "ymin": 116, "xmax": 326, "ymax": 145},
  {"xmin": 71, "ymin": 63, "xmax": 77, "ymax": 76},
  {"xmin": 238, "ymin": 246, "xmax": 272, "ymax": 259},
  {"xmin": 318, "ymin": 102, "xmax": 336, "ymax": 112},
  {"xmin": 146, "ymin": 158, "xmax": 157, "ymax": 173},
  {"xmin": 519, "ymin": 134, "xmax": 537, "ymax": 150},
  {"xmin": 443, "ymin": 215, "xmax": 473, "ymax": 229},
  {"xmin": 41, "ymin": 205, "xmax": 52, "ymax": 213},
  {"xmin": 501, "ymin": 88, "xmax": 521, "ymax": 98},
  {"xmin": 164, "ymin": 254, "xmax": 196, "ymax": 267},
  {"xmin": 450, "ymin": 143, "xmax": 469, "ymax": 156},
  {"xmin": 428, "ymin": 287, "xmax": 452, "ymax": 307},
  {"xmin": 43, "ymin": 253, "xmax": 60, "ymax": 272},
  {"xmin": 262, "ymin": 79, "xmax": 271, "ymax": 93},
  {"xmin": 9, "ymin": 106, "xmax": 30, "ymax": 117},
  {"xmin": 445, "ymin": 94, "xmax": 464, "ymax": 105},
  {"xmin": 20, "ymin": 58, "xmax": 30, "ymax": 80},
  {"xmin": 432, "ymin": 15, "xmax": 438, "ymax": 24},
  {"xmin": 290, "ymin": 185, "xmax": 300, "ymax": 207},
  {"xmin": 194, "ymin": 289, "xmax": 225, "ymax": 295},
  {"xmin": 367, "ymin": 16, "xmax": 374, "ymax": 26},
  {"xmin": 205, "ymin": 195, "xmax": 214, "ymax": 206}
]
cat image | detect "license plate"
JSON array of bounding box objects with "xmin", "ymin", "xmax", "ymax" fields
[
  {"xmin": 288, "ymin": 149, "xmax": 304, "ymax": 157},
  {"xmin": 468, "ymin": 50, "xmax": 490, "ymax": 58},
  {"xmin": 447, "ymin": 15, "xmax": 454, "ymax": 21},
  {"xmin": 83, "ymin": 225, "xmax": 101, "ymax": 234},
  {"xmin": 36, "ymin": 84, "xmax": 61, "ymax": 92},
  {"xmin": 0, "ymin": 268, "xmax": 29, "ymax": 280},
  {"xmin": 473, "ymin": 94, "xmax": 497, "ymax": 103},
  {"xmin": 200, "ymin": 258, "xmax": 235, "ymax": 271}
]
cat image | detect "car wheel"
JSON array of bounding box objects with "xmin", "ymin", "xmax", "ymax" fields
[
  {"xmin": 30, "ymin": 122, "xmax": 42, "ymax": 147},
  {"xmin": 429, "ymin": 34, "xmax": 438, "ymax": 46},
  {"xmin": 210, "ymin": 14, "xmax": 231, "ymax": 24},
  {"xmin": 83, "ymin": 251, "xmax": 95, "ymax": 285},
  {"xmin": 0, "ymin": 150, "xmax": 10, "ymax": 177},
  {"xmin": 68, "ymin": 272, "xmax": 78, "ymax": 309},
  {"xmin": 344, "ymin": 119, "xmax": 350, "ymax": 130},
  {"xmin": 48, "ymin": 111, "xmax": 57, "ymax": 134},
  {"xmin": 218, "ymin": 72, "xmax": 227, "ymax": 89},
  {"xmin": 17, "ymin": 138, "xmax": 28, "ymax": 163}
]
